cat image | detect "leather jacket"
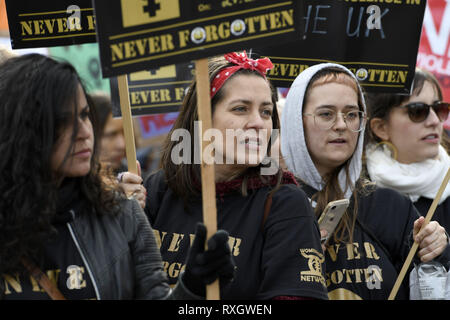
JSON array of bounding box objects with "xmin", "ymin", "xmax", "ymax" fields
[{"xmin": 0, "ymin": 197, "xmax": 199, "ymax": 300}]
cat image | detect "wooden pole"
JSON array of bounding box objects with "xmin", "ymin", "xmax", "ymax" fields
[
  {"xmin": 117, "ymin": 74, "xmax": 138, "ymax": 174},
  {"xmin": 195, "ymin": 58, "xmax": 220, "ymax": 300},
  {"xmin": 388, "ymin": 167, "xmax": 450, "ymax": 300}
]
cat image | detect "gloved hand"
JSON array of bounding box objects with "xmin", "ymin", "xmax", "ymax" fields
[{"xmin": 182, "ymin": 223, "xmax": 235, "ymax": 297}]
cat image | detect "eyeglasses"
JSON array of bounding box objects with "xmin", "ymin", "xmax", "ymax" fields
[
  {"xmin": 303, "ymin": 109, "xmax": 367, "ymax": 132},
  {"xmin": 399, "ymin": 101, "xmax": 449, "ymax": 123}
]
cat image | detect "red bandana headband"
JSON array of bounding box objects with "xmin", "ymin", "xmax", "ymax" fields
[{"xmin": 210, "ymin": 51, "xmax": 273, "ymax": 98}]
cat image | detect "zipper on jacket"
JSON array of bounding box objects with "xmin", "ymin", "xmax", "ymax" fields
[{"xmin": 66, "ymin": 215, "xmax": 101, "ymax": 300}]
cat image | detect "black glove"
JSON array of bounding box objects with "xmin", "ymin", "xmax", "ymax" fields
[{"xmin": 182, "ymin": 222, "xmax": 235, "ymax": 297}]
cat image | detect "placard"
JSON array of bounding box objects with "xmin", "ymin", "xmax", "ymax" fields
[
  {"xmin": 137, "ymin": 113, "xmax": 179, "ymax": 139},
  {"xmin": 260, "ymin": 0, "xmax": 426, "ymax": 93},
  {"xmin": 5, "ymin": 0, "xmax": 96, "ymax": 49},
  {"xmin": 49, "ymin": 43, "xmax": 110, "ymax": 94},
  {"xmin": 93, "ymin": 0, "xmax": 300, "ymax": 77},
  {"xmin": 416, "ymin": 0, "xmax": 450, "ymax": 101},
  {"xmin": 110, "ymin": 62, "xmax": 194, "ymax": 116}
]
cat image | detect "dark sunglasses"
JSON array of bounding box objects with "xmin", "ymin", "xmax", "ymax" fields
[{"xmin": 400, "ymin": 101, "xmax": 449, "ymax": 123}]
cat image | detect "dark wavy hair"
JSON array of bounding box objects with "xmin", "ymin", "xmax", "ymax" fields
[
  {"xmin": 0, "ymin": 54, "xmax": 119, "ymax": 275},
  {"xmin": 160, "ymin": 53, "xmax": 282, "ymax": 204}
]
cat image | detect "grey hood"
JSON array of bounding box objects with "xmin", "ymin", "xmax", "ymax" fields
[{"xmin": 280, "ymin": 63, "xmax": 366, "ymax": 199}]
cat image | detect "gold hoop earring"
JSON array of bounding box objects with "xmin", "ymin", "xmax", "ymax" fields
[{"xmin": 375, "ymin": 141, "xmax": 398, "ymax": 161}]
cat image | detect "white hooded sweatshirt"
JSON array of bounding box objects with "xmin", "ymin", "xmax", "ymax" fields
[{"xmin": 280, "ymin": 63, "xmax": 367, "ymax": 199}]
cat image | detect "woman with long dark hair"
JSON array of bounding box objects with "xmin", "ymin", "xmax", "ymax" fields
[{"xmin": 0, "ymin": 53, "xmax": 233, "ymax": 300}]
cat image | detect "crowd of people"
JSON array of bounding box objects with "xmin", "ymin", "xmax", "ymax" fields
[{"xmin": 0, "ymin": 48, "xmax": 449, "ymax": 300}]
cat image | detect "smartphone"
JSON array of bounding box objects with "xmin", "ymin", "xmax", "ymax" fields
[{"xmin": 317, "ymin": 199, "xmax": 350, "ymax": 245}]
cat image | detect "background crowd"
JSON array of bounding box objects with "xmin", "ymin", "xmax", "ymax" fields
[{"xmin": 0, "ymin": 40, "xmax": 449, "ymax": 300}]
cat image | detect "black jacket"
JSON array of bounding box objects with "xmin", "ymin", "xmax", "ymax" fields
[{"xmin": 1, "ymin": 197, "xmax": 199, "ymax": 300}]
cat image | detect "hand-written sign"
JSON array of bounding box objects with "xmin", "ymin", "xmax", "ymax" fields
[
  {"xmin": 259, "ymin": 0, "xmax": 426, "ymax": 93},
  {"xmin": 5, "ymin": 0, "xmax": 96, "ymax": 49},
  {"xmin": 110, "ymin": 62, "xmax": 194, "ymax": 117},
  {"xmin": 93, "ymin": 0, "xmax": 300, "ymax": 77}
]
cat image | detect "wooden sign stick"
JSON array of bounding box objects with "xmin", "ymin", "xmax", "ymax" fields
[
  {"xmin": 195, "ymin": 58, "xmax": 220, "ymax": 300},
  {"xmin": 388, "ymin": 167, "xmax": 450, "ymax": 300},
  {"xmin": 117, "ymin": 74, "xmax": 138, "ymax": 175}
]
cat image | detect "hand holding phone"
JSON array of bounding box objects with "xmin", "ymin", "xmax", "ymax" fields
[{"xmin": 318, "ymin": 199, "xmax": 349, "ymax": 245}]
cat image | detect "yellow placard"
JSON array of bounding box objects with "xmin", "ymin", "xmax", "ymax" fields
[
  {"xmin": 120, "ymin": 0, "xmax": 180, "ymax": 28},
  {"xmin": 129, "ymin": 64, "xmax": 177, "ymax": 81}
]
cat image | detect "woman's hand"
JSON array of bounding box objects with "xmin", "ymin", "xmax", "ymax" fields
[
  {"xmin": 182, "ymin": 223, "xmax": 235, "ymax": 297},
  {"xmin": 118, "ymin": 161, "xmax": 147, "ymax": 209},
  {"xmin": 414, "ymin": 216, "xmax": 448, "ymax": 262}
]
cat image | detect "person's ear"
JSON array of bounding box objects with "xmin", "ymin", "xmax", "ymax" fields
[{"xmin": 370, "ymin": 117, "xmax": 390, "ymax": 141}]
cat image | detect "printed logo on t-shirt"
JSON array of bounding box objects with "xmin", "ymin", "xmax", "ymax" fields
[
  {"xmin": 66, "ymin": 265, "xmax": 87, "ymax": 290},
  {"xmin": 299, "ymin": 248, "xmax": 326, "ymax": 286},
  {"xmin": 153, "ymin": 228, "xmax": 243, "ymax": 281},
  {"xmin": 324, "ymin": 241, "xmax": 392, "ymax": 300},
  {"xmin": 325, "ymin": 242, "xmax": 384, "ymax": 289},
  {"xmin": 3, "ymin": 265, "xmax": 93, "ymax": 299}
]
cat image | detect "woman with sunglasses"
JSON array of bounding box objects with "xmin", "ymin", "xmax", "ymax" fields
[
  {"xmin": 365, "ymin": 68, "xmax": 450, "ymax": 229},
  {"xmin": 281, "ymin": 63, "xmax": 450, "ymax": 300}
]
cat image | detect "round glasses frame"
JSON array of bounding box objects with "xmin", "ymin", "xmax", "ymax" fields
[{"xmin": 303, "ymin": 110, "xmax": 367, "ymax": 132}]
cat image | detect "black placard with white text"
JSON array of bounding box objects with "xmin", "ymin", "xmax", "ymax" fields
[{"xmin": 259, "ymin": 0, "xmax": 426, "ymax": 93}]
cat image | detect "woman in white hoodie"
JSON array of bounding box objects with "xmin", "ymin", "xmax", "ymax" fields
[
  {"xmin": 365, "ymin": 69, "xmax": 450, "ymax": 230},
  {"xmin": 281, "ymin": 63, "xmax": 449, "ymax": 300}
]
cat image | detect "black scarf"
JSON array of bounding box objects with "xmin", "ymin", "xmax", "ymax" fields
[{"xmin": 53, "ymin": 178, "xmax": 86, "ymax": 225}]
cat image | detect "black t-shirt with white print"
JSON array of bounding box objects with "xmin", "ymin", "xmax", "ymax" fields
[
  {"xmin": 145, "ymin": 170, "xmax": 329, "ymax": 300},
  {"xmin": 3, "ymin": 212, "xmax": 96, "ymax": 300},
  {"xmin": 301, "ymin": 183, "xmax": 450, "ymax": 300}
]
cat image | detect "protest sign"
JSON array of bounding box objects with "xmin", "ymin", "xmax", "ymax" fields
[
  {"xmin": 93, "ymin": 0, "xmax": 300, "ymax": 77},
  {"xmin": 5, "ymin": 0, "xmax": 96, "ymax": 49},
  {"xmin": 110, "ymin": 62, "xmax": 193, "ymax": 116},
  {"xmin": 49, "ymin": 43, "xmax": 110, "ymax": 94},
  {"xmin": 415, "ymin": 0, "xmax": 450, "ymax": 129},
  {"xmin": 417, "ymin": 0, "xmax": 450, "ymax": 100},
  {"xmin": 259, "ymin": 0, "xmax": 426, "ymax": 94},
  {"xmin": 137, "ymin": 113, "xmax": 178, "ymax": 140}
]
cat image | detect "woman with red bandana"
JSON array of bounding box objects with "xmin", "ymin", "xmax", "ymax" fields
[{"xmin": 121, "ymin": 52, "xmax": 328, "ymax": 299}]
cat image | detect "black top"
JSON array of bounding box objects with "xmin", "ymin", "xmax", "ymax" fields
[
  {"xmin": 145, "ymin": 170, "xmax": 329, "ymax": 300},
  {"xmin": 301, "ymin": 183, "xmax": 450, "ymax": 300},
  {"xmin": 3, "ymin": 211, "xmax": 96, "ymax": 300},
  {"xmin": 414, "ymin": 196, "xmax": 450, "ymax": 233}
]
